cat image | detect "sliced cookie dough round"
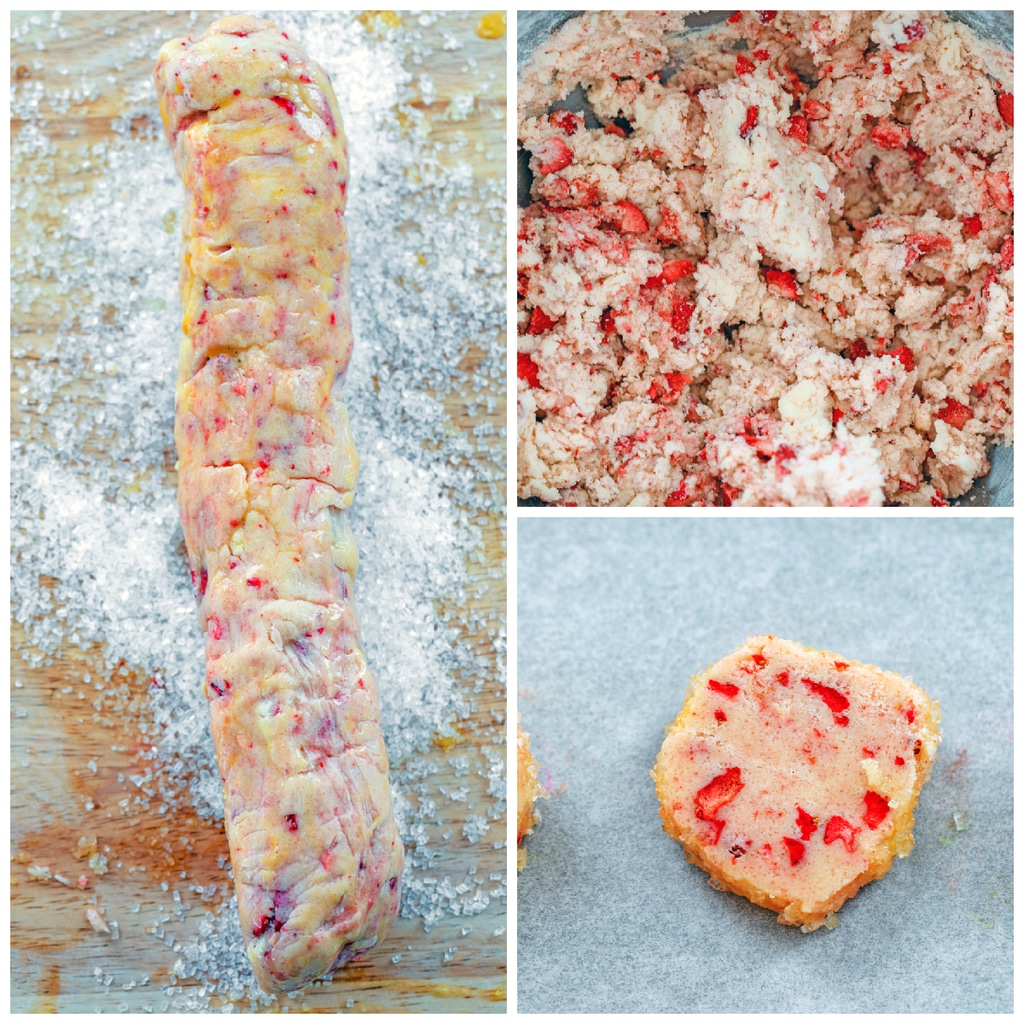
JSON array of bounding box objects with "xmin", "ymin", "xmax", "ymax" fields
[
  {"xmin": 652, "ymin": 635, "xmax": 941, "ymax": 931},
  {"xmin": 517, "ymin": 718, "xmax": 545, "ymax": 867}
]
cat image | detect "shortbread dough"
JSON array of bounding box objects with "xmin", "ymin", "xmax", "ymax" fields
[
  {"xmin": 518, "ymin": 11, "xmax": 1012, "ymax": 506},
  {"xmin": 652, "ymin": 636, "xmax": 941, "ymax": 930}
]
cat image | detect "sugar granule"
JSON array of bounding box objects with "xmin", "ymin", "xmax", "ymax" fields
[{"xmin": 12, "ymin": 10, "xmax": 505, "ymax": 1009}]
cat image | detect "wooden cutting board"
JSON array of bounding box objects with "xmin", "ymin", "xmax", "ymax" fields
[{"xmin": 11, "ymin": 9, "xmax": 507, "ymax": 1012}]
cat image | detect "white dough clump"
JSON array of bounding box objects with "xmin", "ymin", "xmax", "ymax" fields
[{"xmin": 518, "ymin": 11, "xmax": 1013, "ymax": 506}]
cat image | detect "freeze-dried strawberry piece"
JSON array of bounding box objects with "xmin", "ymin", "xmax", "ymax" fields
[
  {"xmin": 533, "ymin": 137, "xmax": 573, "ymax": 175},
  {"xmin": 774, "ymin": 444, "xmax": 797, "ymax": 478},
  {"xmin": 662, "ymin": 258, "xmax": 696, "ymax": 283},
  {"xmin": 936, "ymin": 397, "xmax": 972, "ymax": 430},
  {"xmin": 962, "ymin": 213, "xmax": 983, "ymax": 238},
  {"xmin": 736, "ymin": 53, "xmax": 756, "ymax": 76},
  {"xmin": 795, "ymin": 807, "xmax": 818, "ymax": 841},
  {"xmin": 708, "ymin": 679, "xmax": 740, "ymax": 698},
  {"xmin": 802, "ymin": 98, "xmax": 830, "ymax": 120},
  {"xmin": 527, "ymin": 307, "xmax": 559, "ymax": 334},
  {"xmin": 764, "ymin": 268, "xmax": 799, "ymax": 299},
  {"xmin": 753, "ymin": 49, "xmax": 771, "ymax": 62},
  {"xmin": 614, "ymin": 201, "xmax": 649, "ymax": 233},
  {"xmin": 889, "ymin": 345, "xmax": 915, "ymax": 372},
  {"xmin": 997, "ymin": 92, "xmax": 1013, "ymax": 127},
  {"xmin": 727, "ymin": 11, "xmax": 742, "ymax": 23},
  {"xmin": 823, "ymin": 815, "xmax": 860, "ymax": 853},
  {"xmin": 903, "ymin": 19, "xmax": 925, "ymax": 41},
  {"xmin": 782, "ymin": 837, "xmax": 805, "ymax": 866},
  {"xmin": 986, "ymin": 170, "xmax": 1013, "ymax": 213},
  {"xmin": 803, "ymin": 677, "xmax": 850, "ymax": 726},
  {"xmin": 604, "ymin": 122, "xmax": 627, "ymax": 137},
  {"xmin": 671, "ymin": 295, "xmax": 696, "ymax": 334},
  {"xmin": 739, "ymin": 105, "xmax": 759, "ymax": 139},
  {"xmin": 905, "ymin": 232, "xmax": 952, "ymax": 266},
  {"xmin": 870, "ymin": 120, "xmax": 911, "ymax": 149},
  {"xmin": 664, "ymin": 478, "xmax": 689, "ymax": 507},
  {"xmin": 517, "ymin": 352, "xmax": 541, "ymax": 388},
  {"xmin": 694, "ymin": 766, "xmax": 744, "ymax": 844},
  {"xmin": 863, "ymin": 791, "xmax": 890, "ymax": 829},
  {"xmin": 785, "ymin": 115, "xmax": 808, "ymax": 143},
  {"xmin": 999, "ymin": 235, "xmax": 1013, "ymax": 271},
  {"xmin": 757, "ymin": 11, "xmax": 777, "ymax": 24},
  {"xmin": 549, "ymin": 109, "xmax": 580, "ymax": 135},
  {"xmin": 847, "ymin": 338, "xmax": 869, "ymax": 361},
  {"xmin": 600, "ymin": 308, "xmax": 617, "ymax": 333},
  {"xmin": 614, "ymin": 429, "xmax": 649, "ymax": 455}
]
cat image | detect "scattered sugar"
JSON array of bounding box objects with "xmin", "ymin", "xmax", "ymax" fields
[{"xmin": 12, "ymin": 9, "xmax": 505, "ymax": 1009}]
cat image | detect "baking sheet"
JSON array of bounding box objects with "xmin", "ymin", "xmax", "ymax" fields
[{"xmin": 516, "ymin": 517, "xmax": 1012, "ymax": 1013}]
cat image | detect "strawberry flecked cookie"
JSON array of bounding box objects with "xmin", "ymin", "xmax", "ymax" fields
[
  {"xmin": 652, "ymin": 636, "xmax": 941, "ymax": 931},
  {"xmin": 518, "ymin": 11, "xmax": 1012, "ymax": 505}
]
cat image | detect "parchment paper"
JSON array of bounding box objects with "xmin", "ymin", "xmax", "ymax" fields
[{"xmin": 517, "ymin": 517, "xmax": 1012, "ymax": 1013}]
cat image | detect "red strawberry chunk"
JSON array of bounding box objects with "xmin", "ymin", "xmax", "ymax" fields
[
  {"xmin": 904, "ymin": 232, "xmax": 951, "ymax": 266},
  {"xmin": 549, "ymin": 109, "xmax": 580, "ymax": 135},
  {"xmin": 517, "ymin": 352, "xmax": 541, "ymax": 388},
  {"xmin": 870, "ymin": 120, "xmax": 910, "ymax": 149},
  {"xmin": 527, "ymin": 307, "xmax": 559, "ymax": 334},
  {"xmin": 962, "ymin": 213, "xmax": 982, "ymax": 238},
  {"xmin": 739, "ymin": 105, "xmax": 759, "ymax": 139},
  {"xmin": 757, "ymin": 11, "xmax": 777, "ymax": 24},
  {"xmin": 664, "ymin": 479, "xmax": 689, "ymax": 507},
  {"xmin": 615, "ymin": 201, "xmax": 649, "ymax": 233},
  {"xmin": 903, "ymin": 19, "xmax": 925, "ymax": 41},
  {"xmin": 534, "ymin": 137, "xmax": 573, "ymax": 175},
  {"xmin": 862, "ymin": 790, "xmax": 890, "ymax": 829},
  {"xmin": 802, "ymin": 98, "xmax": 830, "ymax": 120},
  {"xmin": 764, "ymin": 267, "xmax": 799, "ymax": 299},
  {"xmin": 662, "ymin": 258, "xmax": 695, "ymax": 283},
  {"xmin": 823, "ymin": 815, "xmax": 860, "ymax": 853},
  {"xmin": 997, "ymin": 92, "xmax": 1013, "ymax": 127},
  {"xmin": 604, "ymin": 122, "xmax": 627, "ymax": 138},
  {"xmin": 986, "ymin": 171, "xmax": 1013, "ymax": 213},
  {"xmin": 694, "ymin": 766, "xmax": 744, "ymax": 845},
  {"xmin": 936, "ymin": 397, "xmax": 972, "ymax": 430},
  {"xmin": 671, "ymin": 295, "xmax": 696, "ymax": 334},
  {"xmin": 782, "ymin": 837, "xmax": 805, "ymax": 866},
  {"xmin": 889, "ymin": 345, "xmax": 915, "ymax": 371},
  {"xmin": 999, "ymin": 235, "xmax": 1013, "ymax": 271},
  {"xmin": 735, "ymin": 53, "xmax": 756, "ymax": 76},
  {"xmin": 796, "ymin": 807, "xmax": 818, "ymax": 841},
  {"xmin": 786, "ymin": 115, "xmax": 808, "ymax": 143}
]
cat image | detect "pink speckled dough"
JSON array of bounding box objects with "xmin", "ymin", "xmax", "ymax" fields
[{"xmin": 653, "ymin": 636, "xmax": 941, "ymax": 930}]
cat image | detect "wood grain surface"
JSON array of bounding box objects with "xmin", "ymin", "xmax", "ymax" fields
[{"xmin": 11, "ymin": 10, "xmax": 507, "ymax": 1013}]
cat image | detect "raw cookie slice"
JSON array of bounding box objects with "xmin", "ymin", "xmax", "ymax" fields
[
  {"xmin": 517, "ymin": 718, "xmax": 545, "ymax": 868},
  {"xmin": 652, "ymin": 636, "xmax": 940, "ymax": 930}
]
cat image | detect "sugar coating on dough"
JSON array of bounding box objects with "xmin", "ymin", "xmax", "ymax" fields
[
  {"xmin": 653, "ymin": 635, "xmax": 940, "ymax": 931},
  {"xmin": 517, "ymin": 718, "xmax": 545, "ymax": 868},
  {"xmin": 518, "ymin": 11, "xmax": 1013, "ymax": 506}
]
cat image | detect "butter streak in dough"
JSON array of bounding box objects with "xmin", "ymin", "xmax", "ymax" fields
[{"xmin": 155, "ymin": 15, "xmax": 403, "ymax": 993}]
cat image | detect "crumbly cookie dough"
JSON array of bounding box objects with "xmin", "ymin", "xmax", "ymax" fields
[
  {"xmin": 518, "ymin": 11, "xmax": 1013, "ymax": 506},
  {"xmin": 652, "ymin": 636, "xmax": 941, "ymax": 930}
]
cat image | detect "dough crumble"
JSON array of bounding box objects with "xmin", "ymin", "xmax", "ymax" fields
[{"xmin": 518, "ymin": 11, "xmax": 1012, "ymax": 506}]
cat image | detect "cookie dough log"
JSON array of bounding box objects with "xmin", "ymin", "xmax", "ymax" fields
[
  {"xmin": 653, "ymin": 636, "xmax": 940, "ymax": 931},
  {"xmin": 155, "ymin": 16, "xmax": 404, "ymax": 993}
]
